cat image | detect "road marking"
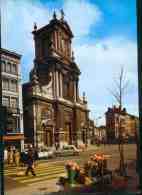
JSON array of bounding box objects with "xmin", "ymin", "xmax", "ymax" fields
[
  {"xmin": 14, "ymin": 168, "xmax": 65, "ymax": 180},
  {"xmin": 5, "ymin": 166, "xmax": 65, "ymax": 176},
  {"xmin": 5, "ymin": 165, "xmax": 64, "ymax": 172},
  {"xmin": 16, "ymin": 170, "xmax": 66, "ymax": 183},
  {"xmin": 5, "ymin": 163, "xmax": 67, "ymax": 185},
  {"xmin": 20, "ymin": 173, "xmax": 66, "ymax": 184}
]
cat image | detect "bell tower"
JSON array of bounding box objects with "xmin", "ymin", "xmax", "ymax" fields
[
  {"xmin": 31, "ymin": 10, "xmax": 80, "ymax": 102},
  {"xmin": 32, "ymin": 10, "xmax": 73, "ymax": 65}
]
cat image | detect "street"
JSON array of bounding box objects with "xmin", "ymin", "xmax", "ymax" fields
[{"xmin": 5, "ymin": 144, "xmax": 137, "ymax": 195}]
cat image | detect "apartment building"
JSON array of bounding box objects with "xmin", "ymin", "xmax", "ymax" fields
[
  {"xmin": 105, "ymin": 106, "xmax": 138, "ymax": 143},
  {"xmin": 1, "ymin": 48, "xmax": 24, "ymax": 150}
]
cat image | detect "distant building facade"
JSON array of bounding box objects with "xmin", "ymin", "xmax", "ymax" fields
[
  {"xmin": 88, "ymin": 119, "xmax": 95, "ymax": 144},
  {"xmin": 23, "ymin": 12, "xmax": 90, "ymax": 149},
  {"xmin": 1, "ymin": 48, "xmax": 24, "ymax": 150},
  {"xmin": 105, "ymin": 106, "xmax": 138, "ymax": 142},
  {"xmin": 94, "ymin": 125, "xmax": 107, "ymax": 143}
]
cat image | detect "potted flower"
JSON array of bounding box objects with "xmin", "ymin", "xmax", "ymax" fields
[{"xmin": 65, "ymin": 161, "xmax": 80, "ymax": 185}]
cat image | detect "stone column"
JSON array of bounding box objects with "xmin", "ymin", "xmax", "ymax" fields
[
  {"xmin": 55, "ymin": 31, "xmax": 57, "ymax": 50},
  {"xmin": 74, "ymin": 81, "xmax": 77, "ymax": 102},
  {"xmin": 53, "ymin": 72, "xmax": 56, "ymax": 98},
  {"xmin": 76, "ymin": 81, "xmax": 79, "ymax": 102},
  {"xmin": 56, "ymin": 71, "xmax": 59, "ymax": 98},
  {"xmin": 60, "ymin": 73, "xmax": 63, "ymax": 98},
  {"xmin": 33, "ymin": 103, "xmax": 37, "ymax": 147}
]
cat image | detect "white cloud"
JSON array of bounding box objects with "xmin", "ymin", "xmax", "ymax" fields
[
  {"xmin": 2, "ymin": 0, "xmax": 52, "ymax": 80},
  {"xmin": 1, "ymin": 0, "xmax": 138, "ymax": 119},
  {"xmin": 63, "ymin": 0, "xmax": 102, "ymax": 38},
  {"xmin": 74, "ymin": 37, "xmax": 138, "ymax": 119},
  {"xmin": 2, "ymin": 0, "xmax": 51, "ymax": 52},
  {"xmin": 1, "ymin": 0, "xmax": 102, "ymax": 81}
]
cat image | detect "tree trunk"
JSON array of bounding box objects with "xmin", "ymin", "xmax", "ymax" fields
[{"xmin": 118, "ymin": 143, "xmax": 126, "ymax": 176}]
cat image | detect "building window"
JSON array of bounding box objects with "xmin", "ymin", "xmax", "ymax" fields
[
  {"xmin": 2, "ymin": 78, "xmax": 9, "ymax": 90},
  {"xmin": 42, "ymin": 38, "xmax": 48, "ymax": 57},
  {"xmin": 2, "ymin": 96, "xmax": 10, "ymax": 107},
  {"xmin": 11, "ymin": 97, "xmax": 18, "ymax": 108},
  {"xmin": 6, "ymin": 62, "xmax": 11, "ymax": 73},
  {"xmin": 12, "ymin": 117, "xmax": 18, "ymax": 131},
  {"xmin": 61, "ymin": 38, "xmax": 65, "ymax": 53},
  {"xmin": 10, "ymin": 80, "xmax": 18, "ymax": 92},
  {"xmin": 2, "ymin": 60, "xmax": 6, "ymax": 72},
  {"xmin": 64, "ymin": 81, "xmax": 70, "ymax": 99},
  {"xmin": 11, "ymin": 64, "xmax": 17, "ymax": 74}
]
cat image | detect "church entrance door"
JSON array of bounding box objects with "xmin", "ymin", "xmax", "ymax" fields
[
  {"xmin": 43, "ymin": 126, "xmax": 53, "ymax": 147},
  {"xmin": 65, "ymin": 123, "xmax": 72, "ymax": 145}
]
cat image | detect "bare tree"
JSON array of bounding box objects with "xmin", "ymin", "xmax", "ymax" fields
[{"xmin": 109, "ymin": 67, "xmax": 129, "ymax": 176}]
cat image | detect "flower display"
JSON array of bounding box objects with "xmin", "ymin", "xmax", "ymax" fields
[
  {"xmin": 62, "ymin": 153, "xmax": 111, "ymax": 187},
  {"xmin": 65, "ymin": 160, "xmax": 80, "ymax": 171}
]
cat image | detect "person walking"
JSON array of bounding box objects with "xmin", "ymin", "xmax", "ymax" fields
[
  {"xmin": 25, "ymin": 149, "xmax": 36, "ymax": 176},
  {"xmin": 14, "ymin": 149, "xmax": 20, "ymax": 167},
  {"xmin": 8, "ymin": 147, "xmax": 14, "ymax": 166},
  {"xmin": 20, "ymin": 150, "xmax": 27, "ymax": 166}
]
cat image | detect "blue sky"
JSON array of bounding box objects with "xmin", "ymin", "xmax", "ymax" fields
[{"xmin": 1, "ymin": 0, "xmax": 138, "ymax": 125}]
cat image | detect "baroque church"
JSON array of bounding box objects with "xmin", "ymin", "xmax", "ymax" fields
[{"xmin": 23, "ymin": 11, "xmax": 90, "ymax": 148}]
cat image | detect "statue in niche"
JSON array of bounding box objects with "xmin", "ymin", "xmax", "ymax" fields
[{"xmin": 41, "ymin": 72, "xmax": 53, "ymax": 96}]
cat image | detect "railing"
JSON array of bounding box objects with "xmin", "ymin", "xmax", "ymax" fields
[{"xmin": 6, "ymin": 129, "xmax": 21, "ymax": 134}]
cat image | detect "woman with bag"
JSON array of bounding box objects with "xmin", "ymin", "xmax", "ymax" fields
[{"xmin": 14, "ymin": 149, "xmax": 20, "ymax": 167}]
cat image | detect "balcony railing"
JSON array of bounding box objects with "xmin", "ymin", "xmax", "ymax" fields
[{"xmin": 6, "ymin": 128, "xmax": 21, "ymax": 134}]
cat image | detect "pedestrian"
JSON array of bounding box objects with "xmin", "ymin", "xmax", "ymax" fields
[
  {"xmin": 8, "ymin": 147, "xmax": 14, "ymax": 166},
  {"xmin": 33, "ymin": 148, "xmax": 39, "ymax": 167},
  {"xmin": 20, "ymin": 150, "xmax": 28, "ymax": 167},
  {"xmin": 55, "ymin": 142, "xmax": 58, "ymax": 150},
  {"xmin": 25, "ymin": 149, "xmax": 36, "ymax": 176},
  {"xmin": 14, "ymin": 149, "xmax": 20, "ymax": 167}
]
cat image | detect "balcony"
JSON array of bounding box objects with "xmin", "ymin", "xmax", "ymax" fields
[{"xmin": 6, "ymin": 127, "xmax": 21, "ymax": 133}]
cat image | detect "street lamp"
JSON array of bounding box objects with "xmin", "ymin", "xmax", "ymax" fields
[
  {"xmin": 51, "ymin": 108, "xmax": 55, "ymax": 148},
  {"xmin": 94, "ymin": 116, "xmax": 105, "ymax": 145}
]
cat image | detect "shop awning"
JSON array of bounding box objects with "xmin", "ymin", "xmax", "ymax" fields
[{"xmin": 3, "ymin": 134, "xmax": 25, "ymax": 141}]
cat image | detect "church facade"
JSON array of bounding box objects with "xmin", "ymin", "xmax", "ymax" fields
[{"xmin": 23, "ymin": 11, "xmax": 90, "ymax": 149}]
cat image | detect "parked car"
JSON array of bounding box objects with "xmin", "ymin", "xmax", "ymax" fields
[
  {"xmin": 55, "ymin": 145, "xmax": 81, "ymax": 157},
  {"xmin": 38, "ymin": 147, "xmax": 56, "ymax": 159}
]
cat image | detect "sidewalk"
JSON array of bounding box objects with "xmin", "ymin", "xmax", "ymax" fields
[
  {"xmin": 5, "ymin": 177, "xmax": 61, "ymax": 195},
  {"xmin": 126, "ymin": 160, "xmax": 139, "ymax": 192}
]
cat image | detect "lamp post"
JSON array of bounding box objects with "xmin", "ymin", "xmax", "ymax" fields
[
  {"xmin": 51, "ymin": 108, "xmax": 55, "ymax": 148},
  {"xmin": 94, "ymin": 116, "xmax": 102, "ymax": 143}
]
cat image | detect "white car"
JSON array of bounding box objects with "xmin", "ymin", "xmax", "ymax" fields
[
  {"xmin": 38, "ymin": 147, "xmax": 55, "ymax": 159},
  {"xmin": 55, "ymin": 145, "xmax": 81, "ymax": 157}
]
